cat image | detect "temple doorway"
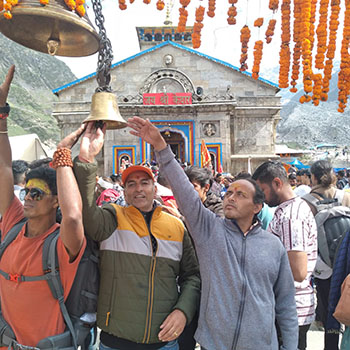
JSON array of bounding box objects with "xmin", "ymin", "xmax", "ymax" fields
[{"xmin": 151, "ymin": 131, "xmax": 186, "ymax": 163}]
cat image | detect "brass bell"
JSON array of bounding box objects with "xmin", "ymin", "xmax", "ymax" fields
[
  {"xmin": 0, "ymin": 0, "xmax": 99, "ymax": 56},
  {"xmin": 83, "ymin": 92, "xmax": 127, "ymax": 130}
]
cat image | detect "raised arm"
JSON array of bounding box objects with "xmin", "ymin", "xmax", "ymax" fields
[
  {"xmin": 128, "ymin": 117, "xmax": 217, "ymax": 244},
  {"xmin": 73, "ymin": 122, "xmax": 117, "ymax": 241},
  {"xmin": 54, "ymin": 125, "xmax": 86, "ymax": 260},
  {"xmin": 0, "ymin": 65, "xmax": 15, "ymax": 216}
]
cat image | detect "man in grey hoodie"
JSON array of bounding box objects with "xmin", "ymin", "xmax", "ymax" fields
[{"xmin": 128, "ymin": 117, "xmax": 298, "ymax": 350}]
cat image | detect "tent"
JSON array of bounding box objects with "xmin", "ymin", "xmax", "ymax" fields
[
  {"xmin": 9, "ymin": 134, "xmax": 50, "ymax": 162},
  {"xmin": 285, "ymin": 158, "xmax": 310, "ymax": 170}
]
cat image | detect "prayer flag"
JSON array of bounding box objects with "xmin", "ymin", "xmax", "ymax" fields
[{"xmin": 201, "ymin": 140, "xmax": 211, "ymax": 168}]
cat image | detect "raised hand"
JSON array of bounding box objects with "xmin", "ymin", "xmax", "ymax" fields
[
  {"xmin": 128, "ymin": 116, "xmax": 167, "ymax": 151},
  {"xmin": 79, "ymin": 121, "xmax": 106, "ymax": 163},
  {"xmin": 0, "ymin": 65, "xmax": 15, "ymax": 107},
  {"xmin": 58, "ymin": 124, "xmax": 86, "ymax": 150}
]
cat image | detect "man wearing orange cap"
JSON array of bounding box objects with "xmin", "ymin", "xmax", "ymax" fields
[{"xmin": 73, "ymin": 122, "xmax": 200, "ymax": 350}]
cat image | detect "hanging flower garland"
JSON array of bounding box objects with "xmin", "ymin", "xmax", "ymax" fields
[
  {"xmin": 3, "ymin": 0, "xmax": 17, "ymax": 19},
  {"xmin": 278, "ymin": 0, "xmax": 291, "ymax": 88},
  {"xmin": 156, "ymin": 0, "xmax": 165, "ymax": 10},
  {"xmin": 252, "ymin": 40, "xmax": 263, "ymax": 80},
  {"xmin": 309, "ymin": 0, "xmax": 317, "ymax": 52},
  {"xmin": 143, "ymin": 0, "xmax": 151, "ymax": 4},
  {"xmin": 337, "ymin": 0, "xmax": 350, "ymax": 113},
  {"xmin": 269, "ymin": 0, "xmax": 279, "ymax": 12},
  {"xmin": 192, "ymin": 5, "xmax": 205, "ymax": 48},
  {"xmin": 130, "ymin": 0, "xmax": 135, "ymax": 3},
  {"xmin": 289, "ymin": 0, "xmax": 301, "ymax": 92},
  {"xmin": 322, "ymin": 0, "xmax": 340, "ymax": 103},
  {"xmin": 254, "ymin": 17, "xmax": 263, "ymax": 28},
  {"xmin": 227, "ymin": 0, "xmax": 238, "ymax": 25},
  {"xmin": 239, "ymin": 25, "xmax": 251, "ymax": 72},
  {"xmin": 265, "ymin": 19, "xmax": 276, "ymax": 43},
  {"xmin": 315, "ymin": 0, "xmax": 329, "ymax": 70},
  {"xmin": 207, "ymin": 0, "xmax": 215, "ymax": 18},
  {"xmin": 311, "ymin": 73, "xmax": 322, "ymax": 106},
  {"xmin": 119, "ymin": 0, "xmax": 127, "ymax": 10},
  {"xmin": 177, "ymin": 0, "xmax": 190, "ymax": 32}
]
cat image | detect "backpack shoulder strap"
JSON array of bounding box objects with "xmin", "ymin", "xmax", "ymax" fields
[
  {"xmin": 43, "ymin": 230, "xmax": 78, "ymax": 350},
  {"xmin": 0, "ymin": 218, "xmax": 27, "ymax": 260}
]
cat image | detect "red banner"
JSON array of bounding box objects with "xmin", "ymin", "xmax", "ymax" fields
[
  {"xmin": 201, "ymin": 140, "xmax": 212, "ymax": 169},
  {"xmin": 143, "ymin": 93, "xmax": 192, "ymax": 105}
]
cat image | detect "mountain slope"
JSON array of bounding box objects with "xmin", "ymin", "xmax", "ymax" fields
[{"xmin": 0, "ymin": 33, "xmax": 76, "ymax": 146}]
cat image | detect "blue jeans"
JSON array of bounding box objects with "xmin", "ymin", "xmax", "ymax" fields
[{"xmin": 99, "ymin": 340, "xmax": 179, "ymax": 350}]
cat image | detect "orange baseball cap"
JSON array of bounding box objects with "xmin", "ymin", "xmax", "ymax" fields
[{"xmin": 121, "ymin": 165, "xmax": 155, "ymax": 185}]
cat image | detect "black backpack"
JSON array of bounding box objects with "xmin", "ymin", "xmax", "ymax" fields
[
  {"xmin": 303, "ymin": 190, "xmax": 350, "ymax": 268},
  {"xmin": 0, "ymin": 219, "xmax": 99, "ymax": 350}
]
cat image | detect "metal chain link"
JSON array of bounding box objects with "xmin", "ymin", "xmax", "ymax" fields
[{"xmin": 91, "ymin": 0, "xmax": 113, "ymax": 92}]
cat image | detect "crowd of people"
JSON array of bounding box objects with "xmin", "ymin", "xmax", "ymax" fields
[{"xmin": 1, "ymin": 66, "xmax": 350, "ymax": 350}]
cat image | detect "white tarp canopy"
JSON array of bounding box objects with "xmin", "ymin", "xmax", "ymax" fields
[{"xmin": 9, "ymin": 134, "xmax": 49, "ymax": 162}]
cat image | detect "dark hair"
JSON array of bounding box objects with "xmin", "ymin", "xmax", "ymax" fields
[
  {"xmin": 338, "ymin": 170, "xmax": 345, "ymax": 178},
  {"xmin": 29, "ymin": 157, "xmax": 53, "ymax": 169},
  {"xmin": 185, "ymin": 166, "xmax": 213, "ymax": 187},
  {"xmin": 233, "ymin": 178, "xmax": 265, "ymax": 205},
  {"xmin": 288, "ymin": 173, "xmax": 296, "ymax": 180},
  {"xmin": 110, "ymin": 174, "xmax": 122, "ymax": 183},
  {"xmin": 157, "ymin": 172, "xmax": 170, "ymax": 188},
  {"xmin": 301, "ymin": 168, "xmax": 311, "ymax": 178},
  {"xmin": 252, "ymin": 160, "xmax": 288, "ymax": 184},
  {"xmin": 310, "ymin": 160, "xmax": 334, "ymax": 187},
  {"xmin": 12, "ymin": 160, "xmax": 29, "ymax": 184},
  {"xmin": 26, "ymin": 167, "xmax": 57, "ymax": 195},
  {"xmin": 235, "ymin": 171, "xmax": 251, "ymax": 180},
  {"xmin": 296, "ymin": 170, "xmax": 303, "ymax": 176}
]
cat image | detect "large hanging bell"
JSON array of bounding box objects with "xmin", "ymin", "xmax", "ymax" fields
[
  {"xmin": 83, "ymin": 92, "xmax": 127, "ymax": 130},
  {"xmin": 0, "ymin": 0, "xmax": 99, "ymax": 56}
]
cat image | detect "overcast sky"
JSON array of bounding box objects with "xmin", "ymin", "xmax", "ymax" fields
[{"xmin": 58, "ymin": 0, "xmax": 283, "ymax": 80}]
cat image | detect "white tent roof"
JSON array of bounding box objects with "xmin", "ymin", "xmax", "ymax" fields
[{"xmin": 9, "ymin": 134, "xmax": 49, "ymax": 162}]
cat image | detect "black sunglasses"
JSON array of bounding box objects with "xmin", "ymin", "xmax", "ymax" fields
[{"xmin": 20, "ymin": 187, "xmax": 47, "ymax": 201}]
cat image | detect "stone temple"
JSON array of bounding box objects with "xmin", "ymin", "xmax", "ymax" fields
[{"xmin": 52, "ymin": 24, "xmax": 281, "ymax": 176}]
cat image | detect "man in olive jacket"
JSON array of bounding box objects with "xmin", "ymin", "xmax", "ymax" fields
[{"xmin": 73, "ymin": 122, "xmax": 200, "ymax": 350}]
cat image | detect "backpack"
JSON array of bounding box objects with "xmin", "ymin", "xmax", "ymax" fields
[
  {"xmin": 303, "ymin": 190, "xmax": 350, "ymax": 269},
  {"xmin": 0, "ymin": 218, "xmax": 100, "ymax": 350}
]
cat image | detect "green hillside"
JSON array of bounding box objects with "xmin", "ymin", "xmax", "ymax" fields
[{"xmin": 0, "ymin": 33, "xmax": 76, "ymax": 146}]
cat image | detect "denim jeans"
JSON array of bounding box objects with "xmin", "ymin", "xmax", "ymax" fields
[{"xmin": 99, "ymin": 340, "xmax": 179, "ymax": 350}]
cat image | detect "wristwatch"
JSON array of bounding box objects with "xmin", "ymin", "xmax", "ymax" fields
[{"xmin": 0, "ymin": 103, "xmax": 10, "ymax": 119}]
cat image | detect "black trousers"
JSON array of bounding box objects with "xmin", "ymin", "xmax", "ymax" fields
[
  {"xmin": 315, "ymin": 277, "xmax": 340, "ymax": 350},
  {"xmin": 276, "ymin": 322, "xmax": 310, "ymax": 350},
  {"xmin": 178, "ymin": 311, "xmax": 198, "ymax": 350}
]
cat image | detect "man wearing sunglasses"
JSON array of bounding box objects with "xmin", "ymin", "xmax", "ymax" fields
[{"xmin": 0, "ymin": 66, "xmax": 86, "ymax": 349}]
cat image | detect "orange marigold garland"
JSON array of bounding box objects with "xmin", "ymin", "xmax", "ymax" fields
[
  {"xmin": 290, "ymin": 0, "xmax": 301, "ymax": 92},
  {"xmin": 300, "ymin": 0, "xmax": 314, "ymax": 99},
  {"xmin": 337, "ymin": 0, "xmax": 350, "ymax": 112},
  {"xmin": 254, "ymin": 17, "xmax": 264, "ymax": 27},
  {"xmin": 315, "ymin": 0, "xmax": 329, "ymax": 70},
  {"xmin": 252, "ymin": 40, "xmax": 263, "ymax": 80},
  {"xmin": 192, "ymin": 5, "xmax": 205, "ymax": 48},
  {"xmin": 322, "ymin": 0, "xmax": 340, "ymax": 103},
  {"xmin": 3, "ymin": 0, "xmax": 18, "ymax": 19},
  {"xmin": 278, "ymin": 0, "xmax": 291, "ymax": 88},
  {"xmin": 269, "ymin": 0, "xmax": 279, "ymax": 12},
  {"xmin": 265, "ymin": 19, "xmax": 276, "ymax": 43},
  {"xmin": 177, "ymin": 0, "xmax": 190, "ymax": 32},
  {"xmin": 227, "ymin": 1, "xmax": 238, "ymax": 25},
  {"xmin": 239, "ymin": 25, "xmax": 251, "ymax": 72},
  {"xmin": 119, "ymin": 0, "xmax": 127, "ymax": 10},
  {"xmin": 309, "ymin": 0, "xmax": 317, "ymax": 52},
  {"xmin": 311, "ymin": 73, "xmax": 322, "ymax": 106},
  {"xmin": 0, "ymin": 0, "xmax": 3, "ymax": 11},
  {"xmin": 207, "ymin": 0, "xmax": 216, "ymax": 18},
  {"xmin": 156, "ymin": 0, "xmax": 164, "ymax": 10}
]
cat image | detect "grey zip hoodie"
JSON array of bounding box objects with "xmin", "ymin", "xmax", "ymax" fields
[{"xmin": 156, "ymin": 146, "xmax": 298, "ymax": 350}]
